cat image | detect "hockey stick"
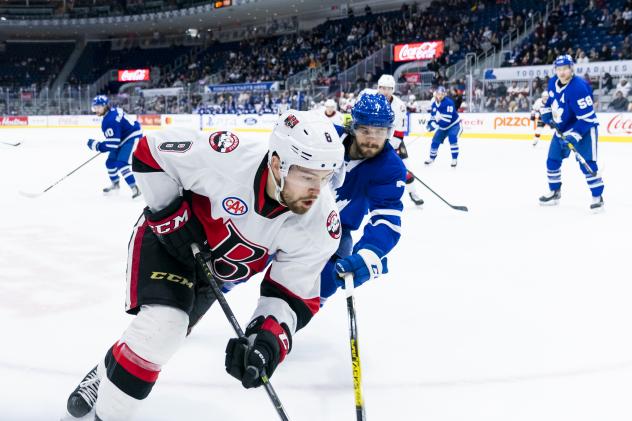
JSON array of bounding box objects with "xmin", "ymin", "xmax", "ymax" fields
[
  {"xmin": 554, "ymin": 131, "xmax": 597, "ymax": 177},
  {"xmin": 410, "ymin": 172, "xmax": 469, "ymax": 212},
  {"xmin": 567, "ymin": 142, "xmax": 597, "ymax": 177},
  {"xmin": 191, "ymin": 243, "xmax": 291, "ymax": 421},
  {"xmin": 344, "ymin": 274, "xmax": 366, "ymax": 421},
  {"xmin": 0, "ymin": 140, "xmax": 21, "ymax": 147},
  {"xmin": 19, "ymin": 152, "xmax": 101, "ymax": 198}
]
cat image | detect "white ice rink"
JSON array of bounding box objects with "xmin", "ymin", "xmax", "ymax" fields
[{"xmin": 1, "ymin": 127, "xmax": 632, "ymax": 421}]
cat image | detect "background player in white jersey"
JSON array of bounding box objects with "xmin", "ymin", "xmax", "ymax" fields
[
  {"xmin": 323, "ymin": 98, "xmax": 344, "ymax": 126},
  {"xmin": 360, "ymin": 74, "xmax": 424, "ymax": 206},
  {"xmin": 530, "ymin": 91, "xmax": 549, "ymax": 146},
  {"xmin": 65, "ymin": 111, "xmax": 344, "ymax": 420}
]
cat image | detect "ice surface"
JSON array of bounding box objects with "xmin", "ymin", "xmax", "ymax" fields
[{"xmin": 1, "ymin": 128, "xmax": 632, "ymax": 421}]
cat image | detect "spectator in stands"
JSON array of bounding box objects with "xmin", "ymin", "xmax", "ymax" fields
[
  {"xmin": 576, "ymin": 50, "xmax": 589, "ymax": 63},
  {"xmin": 601, "ymin": 73, "xmax": 614, "ymax": 93},
  {"xmin": 615, "ymin": 78, "xmax": 631, "ymax": 96},
  {"xmin": 609, "ymin": 91, "xmax": 629, "ymax": 111}
]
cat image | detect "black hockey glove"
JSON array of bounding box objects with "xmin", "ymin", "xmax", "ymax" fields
[
  {"xmin": 225, "ymin": 316, "xmax": 292, "ymax": 389},
  {"xmin": 144, "ymin": 196, "xmax": 207, "ymax": 269}
]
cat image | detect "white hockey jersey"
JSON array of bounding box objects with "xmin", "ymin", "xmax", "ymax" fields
[
  {"xmin": 324, "ymin": 110, "xmax": 344, "ymax": 126},
  {"xmin": 132, "ymin": 128, "xmax": 341, "ymax": 334},
  {"xmin": 531, "ymin": 98, "xmax": 546, "ymax": 118}
]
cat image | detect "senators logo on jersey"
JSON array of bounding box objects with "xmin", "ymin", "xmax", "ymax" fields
[
  {"xmin": 209, "ymin": 131, "xmax": 240, "ymax": 153},
  {"xmin": 326, "ymin": 210, "xmax": 341, "ymax": 239}
]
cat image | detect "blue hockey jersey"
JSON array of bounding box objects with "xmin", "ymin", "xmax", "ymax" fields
[
  {"xmin": 429, "ymin": 97, "xmax": 460, "ymax": 130},
  {"xmin": 100, "ymin": 107, "xmax": 143, "ymax": 151},
  {"xmin": 334, "ymin": 131, "xmax": 406, "ymax": 258},
  {"xmin": 540, "ymin": 75, "xmax": 598, "ymax": 142}
]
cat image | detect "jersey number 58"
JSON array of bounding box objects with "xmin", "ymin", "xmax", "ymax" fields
[{"xmin": 577, "ymin": 96, "xmax": 593, "ymax": 109}]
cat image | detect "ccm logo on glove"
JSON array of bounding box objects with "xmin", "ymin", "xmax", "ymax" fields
[{"xmin": 147, "ymin": 203, "xmax": 190, "ymax": 235}]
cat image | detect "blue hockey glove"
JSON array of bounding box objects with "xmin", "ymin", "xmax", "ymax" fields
[
  {"xmin": 334, "ymin": 245, "xmax": 388, "ymax": 288},
  {"xmin": 87, "ymin": 139, "xmax": 107, "ymax": 152},
  {"xmin": 426, "ymin": 120, "xmax": 437, "ymax": 132}
]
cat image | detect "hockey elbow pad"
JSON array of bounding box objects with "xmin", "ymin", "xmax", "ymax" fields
[
  {"xmin": 144, "ymin": 196, "xmax": 207, "ymax": 269},
  {"xmin": 225, "ymin": 316, "xmax": 292, "ymax": 389}
]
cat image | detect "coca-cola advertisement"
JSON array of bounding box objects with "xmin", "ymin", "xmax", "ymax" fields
[
  {"xmin": 117, "ymin": 69, "xmax": 151, "ymax": 82},
  {"xmin": 394, "ymin": 41, "xmax": 444, "ymax": 62},
  {"xmin": 138, "ymin": 114, "xmax": 161, "ymax": 126},
  {"xmin": 606, "ymin": 113, "xmax": 632, "ymax": 135},
  {"xmin": 0, "ymin": 116, "xmax": 28, "ymax": 126}
]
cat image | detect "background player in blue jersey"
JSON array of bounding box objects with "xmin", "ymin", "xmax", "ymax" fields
[
  {"xmin": 88, "ymin": 95, "xmax": 142, "ymax": 198},
  {"xmin": 425, "ymin": 86, "xmax": 462, "ymax": 167},
  {"xmin": 538, "ymin": 55, "xmax": 604, "ymax": 211},
  {"xmin": 320, "ymin": 93, "xmax": 406, "ymax": 303}
]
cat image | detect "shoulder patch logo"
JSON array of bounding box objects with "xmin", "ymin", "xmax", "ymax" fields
[
  {"xmin": 158, "ymin": 141, "xmax": 192, "ymax": 153},
  {"xmin": 326, "ymin": 210, "xmax": 341, "ymax": 239},
  {"xmin": 209, "ymin": 131, "xmax": 239, "ymax": 153},
  {"xmin": 222, "ymin": 197, "xmax": 249, "ymax": 216}
]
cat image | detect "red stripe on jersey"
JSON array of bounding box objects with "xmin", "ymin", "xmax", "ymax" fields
[
  {"xmin": 257, "ymin": 166, "xmax": 268, "ymax": 214},
  {"xmin": 129, "ymin": 220, "xmax": 147, "ymax": 309},
  {"xmin": 393, "ymin": 130, "xmax": 405, "ymax": 140},
  {"xmin": 112, "ymin": 341, "xmax": 161, "ymax": 383},
  {"xmin": 263, "ymin": 272, "xmax": 320, "ymax": 316},
  {"xmin": 134, "ymin": 136, "xmax": 162, "ymax": 170}
]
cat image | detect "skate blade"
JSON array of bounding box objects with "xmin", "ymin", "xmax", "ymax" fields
[{"xmin": 539, "ymin": 199, "xmax": 559, "ymax": 206}]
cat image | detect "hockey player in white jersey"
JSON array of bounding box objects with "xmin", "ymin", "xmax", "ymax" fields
[
  {"xmin": 360, "ymin": 74, "xmax": 424, "ymax": 206},
  {"xmin": 65, "ymin": 110, "xmax": 344, "ymax": 420},
  {"xmin": 530, "ymin": 90, "xmax": 549, "ymax": 146},
  {"xmin": 323, "ymin": 98, "xmax": 344, "ymax": 126}
]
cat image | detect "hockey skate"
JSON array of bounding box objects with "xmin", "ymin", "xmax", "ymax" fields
[
  {"xmin": 590, "ymin": 195, "xmax": 604, "ymax": 212},
  {"xmin": 539, "ymin": 189, "xmax": 561, "ymax": 206},
  {"xmin": 102, "ymin": 180, "xmax": 120, "ymax": 194},
  {"xmin": 131, "ymin": 185, "xmax": 141, "ymax": 199},
  {"xmin": 424, "ymin": 158, "xmax": 434, "ymax": 165},
  {"xmin": 451, "ymin": 159, "xmax": 458, "ymax": 168},
  {"xmin": 66, "ymin": 366, "xmax": 99, "ymax": 418},
  {"xmin": 409, "ymin": 192, "xmax": 424, "ymax": 206}
]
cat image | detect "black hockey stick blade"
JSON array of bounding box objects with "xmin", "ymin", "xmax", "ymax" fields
[
  {"xmin": 411, "ymin": 173, "xmax": 469, "ymax": 212},
  {"xmin": 1, "ymin": 141, "xmax": 21, "ymax": 147}
]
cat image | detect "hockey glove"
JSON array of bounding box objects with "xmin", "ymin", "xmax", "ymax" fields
[
  {"xmin": 144, "ymin": 196, "xmax": 207, "ymax": 269},
  {"xmin": 335, "ymin": 245, "xmax": 388, "ymax": 288},
  {"xmin": 539, "ymin": 109, "xmax": 553, "ymax": 126},
  {"xmin": 87, "ymin": 139, "xmax": 107, "ymax": 153},
  {"xmin": 225, "ymin": 316, "xmax": 292, "ymax": 389},
  {"xmin": 426, "ymin": 120, "xmax": 437, "ymax": 132}
]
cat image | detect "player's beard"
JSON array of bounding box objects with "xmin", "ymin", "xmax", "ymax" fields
[
  {"xmin": 354, "ymin": 139, "xmax": 385, "ymax": 159},
  {"xmin": 281, "ymin": 190, "xmax": 319, "ymax": 215}
]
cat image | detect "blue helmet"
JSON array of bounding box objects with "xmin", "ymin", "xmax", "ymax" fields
[
  {"xmin": 554, "ymin": 54, "xmax": 574, "ymax": 68},
  {"xmin": 91, "ymin": 95, "xmax": 109, "ymax": 109},
  {"xmin": 351, "ymin": 93, "xmax": 395, "ymax": 129},
  {"xmin": 435, "ymin": 86, "xmax": 447, "ymax": 94}
]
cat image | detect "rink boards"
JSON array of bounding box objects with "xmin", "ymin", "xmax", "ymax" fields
[{"xmin": 0, "ymin": 112, "xmax": 630, "ymax": 142}]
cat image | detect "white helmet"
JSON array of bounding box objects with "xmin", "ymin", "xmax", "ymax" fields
[
  {"xmin": 541, "ymin": 90, "xmax": 549, "ymax": 99},
  {"xmin": 377, "ymin": 74, "xmax": 396, "ymax": 89},
  {"xmin": 325, "ymin": 99, "xmax": 337, "ymax": 110},
  {"xmin": 268, "ymin": 110, "xmax": 345, "ymax": 202}
]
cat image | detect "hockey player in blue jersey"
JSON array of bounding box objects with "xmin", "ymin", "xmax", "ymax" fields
[
  {"xmin": 538, "ymin": 55, "xmax": 604, "ymax": 211},
  {"xmin": 425, "ymin": 86, "xmax": 461, "ymax": 167},
  {"xmin": 320, "ymin": 93, "xmax": 406, "ymax": 303},
  {"xmin": 88, "ymin": 95, "xmax": 142, "ymax": 198}
]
